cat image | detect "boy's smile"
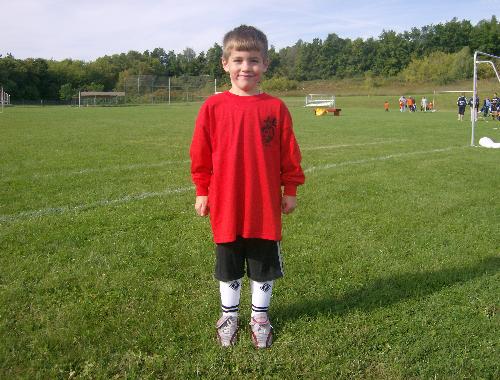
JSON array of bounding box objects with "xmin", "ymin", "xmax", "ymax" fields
[{"xmin": 222, "ymin": 50, "xmax": 268, "ymax": 96}]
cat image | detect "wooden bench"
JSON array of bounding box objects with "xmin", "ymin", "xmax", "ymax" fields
[{"xmin": 326, "ymin": 108, "xmax": 342, "ymax": 116}]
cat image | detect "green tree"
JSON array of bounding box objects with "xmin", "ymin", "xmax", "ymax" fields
[
  {"xmin": 470, "ymin": 16, "xmax": 500, "ymax": 55},
  {"xmin": 373, "ymin": 30, "xmax": 411, "ymax": 76},
  {"xmin": 322, "ymin": 33, "xmax": 348, "ymax": 77},
  {"xmin": 295, "ymin": 38, "xmax": 324, "ymax": 81},
  {"xmin": 205, "ymin": 43, "xmax": 224, "ymax": 78},
  {"xmin": 276, "ymin": 41, "xmax": 302, "ymax": 79},
  {"xmin": 265, "ymin": 46, "xmax": 281, "ymax": 78},
  {"xmin": 59, "ymin": 83, "xmax": 75, "ymax": 100}
]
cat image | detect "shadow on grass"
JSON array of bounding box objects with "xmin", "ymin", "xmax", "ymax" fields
[{"xmin": 275, "ymin": 256, "xmax": 499, "ymax": 323}]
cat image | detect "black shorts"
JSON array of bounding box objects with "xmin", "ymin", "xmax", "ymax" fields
[
  {"xmin": 458, "ymin": 106, "xmax": 466, "ymax": 115},
  {"xmin": 215, "ymin": 237, "xmax": 284, "ymax": 282}
]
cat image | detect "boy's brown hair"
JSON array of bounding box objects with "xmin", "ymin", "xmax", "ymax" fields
[{"xmin": 222, "ymin": 25, "xmax": 268, "ymax": 61}]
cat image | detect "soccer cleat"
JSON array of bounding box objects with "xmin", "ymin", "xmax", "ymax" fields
[
  {"xmin": 216, "ymin": 315, "xmax": 239, "ymax": 347},
  {"xmin": 249, "ymin": 315, "xmax": 273, "ymax": 349}
]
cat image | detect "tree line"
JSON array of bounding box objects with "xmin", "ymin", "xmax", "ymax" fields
[{"xmin": 0, "ymin": 16, "xmax": 498, "ymax": 100}]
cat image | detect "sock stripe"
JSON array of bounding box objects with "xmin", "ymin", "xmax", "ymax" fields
[
  {"xmin": 221, "ymin": 304, "xmax": 239, "ymax": 312},
  {"xmin": 251, "ymin": 304, "xmax": 268, "ymax": 312}
]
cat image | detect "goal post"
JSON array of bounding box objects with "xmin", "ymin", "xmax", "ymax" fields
[{"xmin": 471, "ymin": 51, "xmax": 500, "ymax": 146}]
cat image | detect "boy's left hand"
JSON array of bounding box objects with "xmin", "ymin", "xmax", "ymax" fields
[{"xmin": 281, "ymin": 195, "xmax": 297, "ymax": 214}]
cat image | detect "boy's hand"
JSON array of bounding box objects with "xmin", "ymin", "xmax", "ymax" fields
[
  {"xmin": 281, "ymin": 195, "xmax": 297, "ymax": 214},
  {"xmin": 195, "ymin": 196, "xmax": 209, "ymax": 216}
]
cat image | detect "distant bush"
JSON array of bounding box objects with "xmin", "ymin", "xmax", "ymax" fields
[
  {"xmin": 262, "ymin": 77, "xmax": 299, "ymax": 91},
  {"xmin": 401, "ymin": 47, "xmax": 473, "ymax": 84}
]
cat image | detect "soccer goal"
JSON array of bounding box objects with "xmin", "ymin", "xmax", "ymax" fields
[
  {"xmin": 471, "ymin": 51, "xmax": 500, "ymax": 146},
  {"xmin": 78, "ymin": 91, "xmax": 125, "ymax": 107},
  {"xmin": 432, "ymin": 90, "xmax": 473, "ymax": 113},
  {"xmin": 305, "ymin": 94, "xmax": 335, "ymax": 108},
  {"xmin": 305, "ymin": 94, "xmax": 342, "ymax": 116},
  {"xmin": 0, "ymin": 86, "xmax": 11, "ymax": 113}
]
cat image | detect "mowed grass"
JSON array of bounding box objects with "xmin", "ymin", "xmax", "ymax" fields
[{"xmin": 0, "ymin": 98, "xmax": 499, "ymax": 379}]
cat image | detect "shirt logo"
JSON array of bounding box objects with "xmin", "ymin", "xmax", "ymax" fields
[{"xmin": 261, "ymin": 117, "xmax": 277, "ymax": 146}]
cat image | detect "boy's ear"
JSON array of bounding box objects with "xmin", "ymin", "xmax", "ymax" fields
[
  {"xmin": 221, "ymin": 57, "xmax": 230, "ymax": 73},
  {"xmin": 262, "ymin": 59, "xmax": 269, "ymax": 73}
]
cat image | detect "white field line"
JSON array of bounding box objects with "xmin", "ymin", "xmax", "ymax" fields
[
  {"xmin": 1, "ymin": 146, "xmax": 464, "ymax": 223},
  {"xmin": 0, "ymin": 186, "xmax": 194, "ymax": 223},
  {"xmin": 304, "ymin": 146, "xmax": 462, "ymax": 173},
  {"xmin": 32, "ymin": 159, "xmax": 191, "ymax": 179},
  {"xmin": 8, "ymin": 140, "xmax": 399, "ymax": 181},
  {"xmin": 301, "ymin": 139, "xmax": 407, "ymax": 151}
]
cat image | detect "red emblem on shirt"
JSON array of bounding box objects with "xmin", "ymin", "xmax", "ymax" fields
[{"xmin": 261, "ymin": 117, "xmax": 277, "ymax": 145}]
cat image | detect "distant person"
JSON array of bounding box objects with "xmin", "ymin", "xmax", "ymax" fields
[
  {"xmin": 469, "ymin": 96, "xmax": 479, "ymax": 122},
  {"xmin": 491, "ymin": 93, "xmax": 499, "ymax": 120},
  {"xmin": 190, "ymin": 25, "xmax": 305, "ymax": 349},
  {"xmin": 384, "ymin": 101, "xmax": 389, "ymax": 111},
  {"xmin": 481, "ymin": 98, "xmax": 491, "ymax": 118},
  {"xmin": 421, "ymin": 97, "xmax": 428, "ymax": 112},
  {"xmin": 457, "ymin": 93, "xmax": 467, "ymax": 121},
  {"xmin": 407, "ymin": 97, "xmax": 413, "ymax": 112},
  {"xmin": 399, "ymin": 96, "xmax": 406, "ymax": 112}
]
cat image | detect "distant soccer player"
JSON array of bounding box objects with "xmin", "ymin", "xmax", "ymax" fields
[
  {"xmin": 421, "ymin": 97, "xmax": 428, "ymax": 112},
  {"xmin": 407, "ymin": 97, "xmax": 413, "ymax": 112},
  {"xmin": 457, "ymin": 93, "xmax": 467, "ymax": 121},
  {"xmin": 481, "ymin": 98, "xmax": 491, "ymax": 118},
  {"xmin": 399, "ymin": 95, "xmax": 406, "ymax": 112},
  {"xmin": 190, "ymin": 25, "xmax": 305, "ymax": 349},
  {"xmin": 469, "ymin": 95, "xmax": 479, "ymax": 122},
  {"xmin": 384, "ymin": 100, "xmax": 389, "ymax": 111},
  {"xmin": 491, "ymin": 93, "xmax": 499, "ymax": 120}
]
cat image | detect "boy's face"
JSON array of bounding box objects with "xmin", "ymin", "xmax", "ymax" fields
[{"xmin": 222, "ymin": 50, "xmax": 268, "ymax": 96}]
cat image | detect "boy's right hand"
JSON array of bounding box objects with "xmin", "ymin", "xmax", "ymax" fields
[{"xmin": 195, "ymin": 196, "xmax": 209, "ymax": 216}]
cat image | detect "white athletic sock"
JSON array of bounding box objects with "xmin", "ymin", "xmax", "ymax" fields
[
  {"xmin": 219, "ymin": 279, "xmax": 242, "ymax": 317},
  {"xmin": 250, "ymin": 280, "xmax": 274, "ymax": 318}
]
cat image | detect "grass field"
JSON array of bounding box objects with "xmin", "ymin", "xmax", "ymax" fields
[{"xmin": 1, "ymin": 97, "xmax": 499, "ymax": 379}]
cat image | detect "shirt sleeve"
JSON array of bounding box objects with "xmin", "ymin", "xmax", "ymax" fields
[
  {"xmin": 280, "ymin": 105, "xmax": 305, "ymax": 196},
  {"xmin": 190, "ymin": 102, "xmax": 212, "ymax": 196}
]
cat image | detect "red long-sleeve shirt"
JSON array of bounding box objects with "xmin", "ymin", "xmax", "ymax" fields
[{"xmin": 190, "ymin": 91, "xmax": 305, "ymax": 243}]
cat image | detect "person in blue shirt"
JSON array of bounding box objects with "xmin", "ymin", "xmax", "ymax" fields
[
  {"xmin": 491, "ymin": 93, "xmax": 499, "ymax": 120},
  {"xmin": 457, "ymin": 93, "xmax": 467, "ymax": 121},
  {"xmin": 481, "ymin": 98, "xmax": 491, "ymax": 118},
  {"xmin": 469, "ymin": 96, "xmax": 479, "ymax": 121}
]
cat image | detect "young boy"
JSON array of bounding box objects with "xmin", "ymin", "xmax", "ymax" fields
[{"xmin": 190, "ymin": 25, "xmax": 305, "ymax": 349}]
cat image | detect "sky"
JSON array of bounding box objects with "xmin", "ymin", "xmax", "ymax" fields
[{"xmin": 2, "ymin": 0, "xmax": 498, "ymax": 61}]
